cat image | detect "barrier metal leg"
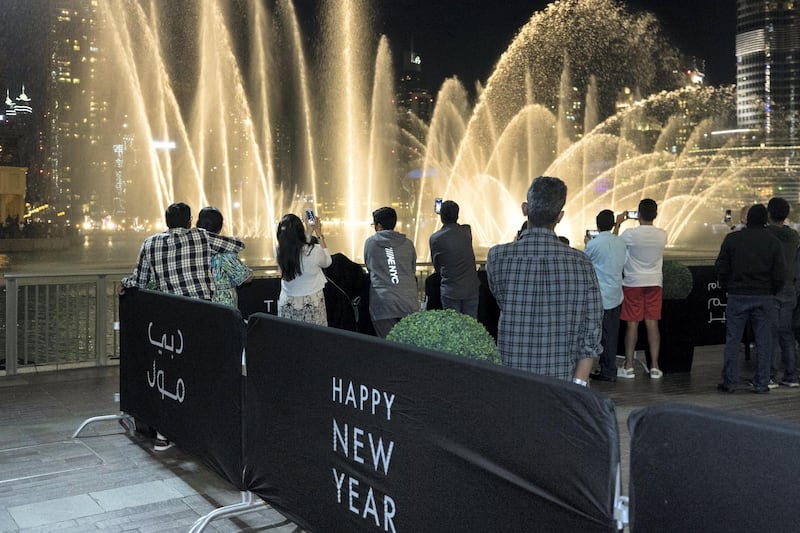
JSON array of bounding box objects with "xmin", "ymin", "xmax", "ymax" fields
[
  {"xmin": 188, "ymin": 491, "xmax": 269, "ymax": 533},
  {"xmin": 72, "ymin": 412, "xmax": 134, "ymax": 438}
]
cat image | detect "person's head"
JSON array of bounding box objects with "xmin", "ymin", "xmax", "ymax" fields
[
  {"xmin": 165, "ymin": 202, "xmax": 191, "ymax": 229},
  {"xmin": 767, "ymin": 197, "xmax": 790, "ymax": 223},
  {"xmin": 440, "ymin": 200, "xmax": 459, "ymax": 224},
  {"xmin": 638, "ymin": 199, "xmax": 658, "ymax": 222},
  {"xmin": 196, "ymin": 206, "xmax": 223, "ymax": 233},
  {"xmin": 276, "ymin": 213, "xmax": 309, "ymax": 281},
  {"xmin": 523, "ymin": 176, "xmax": 566, "ymax": 228},
  {"xmin": 372, "ymin": 206, "xmax": 397, "ymax": 231},
  {"xmin": 746, "ymin": 203, "xmax": 768, "ymax": 227},
  {"xmin": 596, "ymin": 209, "xmax": 615, "ymax": 232}
]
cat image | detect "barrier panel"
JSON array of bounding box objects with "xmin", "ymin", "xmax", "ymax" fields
[
  {"xmin": 119, "ymin": 289, "xmax": 246, "ymax": 488},
  {"xmin": 243, "ymin": 313, "xmax": 621, "ymax": 532},
  {"xmin": 628, "ymin": 403, "xmax": 800, "ymax": 532}
]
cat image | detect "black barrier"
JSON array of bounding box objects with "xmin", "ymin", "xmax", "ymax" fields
[
  {"xmin": 243, "ymin": 313, "xmax": 620, "ymax": 532},
  {"xmin": 119, "ymin": 289, "xmax": 246, "ymax": 488},
  {"xmin": 628, "ymin": 403, "xmax": 800, "ymax": 532},
  {"xmin": 237, "ymin": 277, "xmax": 281, "ymax": 318}
]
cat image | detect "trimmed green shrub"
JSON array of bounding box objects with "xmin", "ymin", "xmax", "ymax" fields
[
  {"xmin": 387, "ymin": 309, "xmax": 500, "ymax": 364},
  {"xmin": 662, "ymin": 260, "xmax": 693, "ymax": 300}
]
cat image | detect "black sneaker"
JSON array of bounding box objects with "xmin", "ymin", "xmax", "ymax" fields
[
  {"xmin": 717, "ymin": 383, "xmax": 735, "ymax": 393},
  {"xmin": 780, "ymin": 379, "xmax": 800, "ymax": 388},
  {"xmin": 590, "ymin": 371, "xmax": 616, "ymax": 382},
  {"xmin": 748, "ymin": 382, "xmax": 769, "ymax": 394}
]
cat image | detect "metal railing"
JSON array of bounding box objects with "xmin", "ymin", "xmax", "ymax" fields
[{"xmin": 0, "ymin": 262, "xmax": 447, "ymax": 376}]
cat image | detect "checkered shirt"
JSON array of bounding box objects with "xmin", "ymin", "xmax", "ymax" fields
[
  {"xmin": 122, "ymin": 228, "xmax": 244, "ymax": 300},
  {"xmin": 487, "ymin": 227, "xmax": 603, "ymax": 381}
]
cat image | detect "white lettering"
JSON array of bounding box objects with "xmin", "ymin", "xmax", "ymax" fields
[
  {"xmin": 333, "ymin": 468, "xmax": 346, "ymax": 503},
  {"xmin": 333, "ymin": 418, "xmax": 348, "ymax": 457},
  {"xmin": 385, "ymin": 248, "xmax": 400, "ymax": 284},
  {"xmin": 332, "ymin": 377, "xmax": 343, "ymax": 403},
  {"xmin": 362, "ymin": 486, "xmax": 380, "ymax": 526},
  {"xmin": 384, "ymin": 495, "xmax": 397, "ymax": 532},
  {"xmin": 345, "ymin": 382, "xmax": 358, "ymax": 408},
  {"xmin": 369, "ymin": 434, "xmax": 395, "ymax": 475},
  {"xmin": 348, "ymin": 476, "xmax": 360, "ymax": 514},
  {"xmin": 353, "ymin": 426, "xmax": 365, "ymax": 464},
  {"xmin": 332, "ymin": 378, "xmax": 396, "ymax": 421}
]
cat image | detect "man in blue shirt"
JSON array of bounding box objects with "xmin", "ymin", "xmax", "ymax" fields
[
  {"xmin": 487, "ymin": 176, "xmax": 602, "ymax": 384},
  {"xmin": 584, "ymin": 210, "xmax": 626, "ymax": 382}
]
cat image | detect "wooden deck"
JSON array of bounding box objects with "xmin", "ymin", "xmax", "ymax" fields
[{"xmin": 0, "ymin": 344, "xmax": 796, "ymax": 531}]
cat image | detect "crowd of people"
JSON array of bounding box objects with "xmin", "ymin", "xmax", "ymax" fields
[{"xmin": 119, "ymin": 177, "xmax": 800, "ymax": 448}]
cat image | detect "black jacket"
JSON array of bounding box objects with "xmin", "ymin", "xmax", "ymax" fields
[{"xmin": 715, "ymin": 225, "xmax": 785, "ymax": 295}]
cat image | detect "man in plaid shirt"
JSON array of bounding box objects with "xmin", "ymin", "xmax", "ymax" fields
[
  {"xmin": 487, "ymin": 177, "xmax": 602, "ymax": 384},
  {"xmin": 121, "ymin": 202, "xmax": 244, "ymax": 300},
  {"xmin": 121, "ymin": 202, "xmax": 245, "ymax": 451}
]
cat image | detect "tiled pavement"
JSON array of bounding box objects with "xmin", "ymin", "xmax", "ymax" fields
[
  {"xmin": 2, "ymin": 345, "xmax": 800, "ymax": 531},
  {"xmin": 0, "ymin": 367, "xmax": 300, "ymax": 532}
]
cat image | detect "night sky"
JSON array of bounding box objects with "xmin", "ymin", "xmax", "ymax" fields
[
  {"xmin": 377, "ymin": 0, "xmax": 736, "ymax": 92},
  {"xmin": 0, "ymin": 0, "xmax": 736, "ymax": 107}
]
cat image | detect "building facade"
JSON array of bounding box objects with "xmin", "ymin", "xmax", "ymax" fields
[{"xmin": 736, "ymin": 0, "xmax": 800, "ymax": 145}]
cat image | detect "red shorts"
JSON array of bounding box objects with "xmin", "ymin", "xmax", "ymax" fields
[{"xmin": 621, "ymin": 286, "xmax": 663, "ymax": 321}]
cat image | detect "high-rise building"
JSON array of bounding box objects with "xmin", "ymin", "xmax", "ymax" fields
[
  {"xmin": 46, "ymin": 0, "xmax": 111, "ymax": 222},
  {"xmin": 736, "ymin": 1, "xmax": 800, "ymax": 146}
]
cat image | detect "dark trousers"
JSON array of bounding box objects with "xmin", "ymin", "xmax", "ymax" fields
[
  {"xmin": 599, "ymin": 305, "xmax": 622, "ymax": 378},
  {"xmin": 722, "ymin": 294, "xmax": 776, "ymax": 390}
]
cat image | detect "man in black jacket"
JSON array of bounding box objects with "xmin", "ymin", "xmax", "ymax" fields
[{"xmin": 715, "ymin": 204, "xmax": 785, "ymax": 393}]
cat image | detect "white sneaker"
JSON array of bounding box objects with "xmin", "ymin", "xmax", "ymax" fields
[
  {"xmin": 617, "ymin": 367, "xmax": 635, "ymax": 379},
  {"xmin": 650, "ymin": 368, "xmax": 663, "ymax": 379}
]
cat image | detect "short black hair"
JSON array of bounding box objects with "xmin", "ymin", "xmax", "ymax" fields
[
  {"xmin": 638, "ymin": 199, "xmax": 658, "ymax": 222},
  {"xmin": 165, "ymin": 202, "xmax": 191, "ymax": 229},
  {"xmin": 440, "ymin": 200, "xmax": 459, "ymax": 223},
  {"xmin": 373, "ymin": 206, "xmax": 397, "ymax": 230},
  {"xmin": 747, "ymin": 203, "xmax": 768, "ymax": 226},
  {"xmin": 196, "ymin": 206, "xmax": 223, "ymax": 233},
  {"xmin": 596, "ymin": 209, "xmax": 615, "ymax": 231},
  {"xmin": 768, "ymin": 197, "xmax": 790, "ymax": 222}
]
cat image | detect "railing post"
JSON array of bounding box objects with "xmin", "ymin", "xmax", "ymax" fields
[
  {"xmin": 5, "ymin": 276, "xmax": 18, "ymax": 375},
  {"xmin": 96, "ymin": 275, "xmax": 108, "ymax": 366}
]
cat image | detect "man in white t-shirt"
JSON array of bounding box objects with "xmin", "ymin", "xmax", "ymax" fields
[{"xmin": 615, "ymin": 199, "xmax": 667, "ymax": 379}]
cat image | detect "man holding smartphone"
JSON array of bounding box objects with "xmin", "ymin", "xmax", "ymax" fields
[
  {"xmin": 615, "ymin": 199, "xmax": 667, "ymax": 379},
  {"xmin": 429, "ymin": 200, "xmax": 480, "ymax": 318}
]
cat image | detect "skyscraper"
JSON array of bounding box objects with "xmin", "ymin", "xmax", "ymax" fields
[
  {"xmin": 46, "ymin": 0, "xmax": 110, "ymax": 222},
  {"xmin": 736, "ymin": 1, "xmax": 800, "ymax": 146}
]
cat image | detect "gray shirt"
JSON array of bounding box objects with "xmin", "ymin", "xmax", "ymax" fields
[{"xmin": 429, "ymin": 222, "xmax": 480, "ymax": 300}]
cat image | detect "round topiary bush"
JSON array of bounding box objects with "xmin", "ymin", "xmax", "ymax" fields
[
  {"xmin": 662, "ymin": 260, "xmax": 694, "ymax": 300},
  {"xmin": 386, "ymin": 309, "xmax": 501, "ymax": 364}
]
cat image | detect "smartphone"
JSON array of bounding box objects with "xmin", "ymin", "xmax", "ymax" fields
[
  {"xmin": 724, "ymin": 209, "xmax": 732, "ymax": 223},
  {"xmin": 304, "ymin": 208, "xmax": 315, "ymax": 224},
  {"xmin": 626, "ymin": 210, "xmax": 638, "ymax": 220},
  {"xmin": 586, "ymin": 229, "xmax": 599, "ymax": 238},
  {"xmin": 434, "ymin": 197, "xmax": 443, "ymax": 214}
]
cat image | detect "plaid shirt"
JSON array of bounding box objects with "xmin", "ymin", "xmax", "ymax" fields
[
  {"xmin": 487, "ymin": 227, "xmax": 603, "ymax": 381},
  {"xmin": 122, "ymin": 228, "xmax": 244, "ymax": 300}
]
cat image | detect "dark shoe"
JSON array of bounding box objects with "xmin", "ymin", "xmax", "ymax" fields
[
  {"xmin": 590, "ymin": 371, "xmax": 616, "ymax": 382},
  {"xmin": 717, "ymin": 383, "xmax": 735, "ymax": 393},
  {"xmin": 780, "ymin": 379, "xmax": 800, "ymax": 388},
  {"xmin": 767, "ymin": 379, "xmax": 780, "ymax": 390},
  {"xmin": 153, "ymin": 432, "xmax": 174, "ymax": 452},
  {"xmin": 749, "ymin": 382, "xmax": 769, "ymax": 394}
]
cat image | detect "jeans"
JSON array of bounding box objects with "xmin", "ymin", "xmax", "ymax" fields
[
  {"xmin": 599, "ymin": 305, "xmax": 621, "ymax": 378},
  {"xmin": 722, "ymin": 294, "xmax": 777, "ymax": 390},
  {"xmin": 441, "ymin": 295, "xmax": 479, "ymax": 319},
  {"xmin": 771, "ymin": 286, "xmax": 797, "ymax": 382}
]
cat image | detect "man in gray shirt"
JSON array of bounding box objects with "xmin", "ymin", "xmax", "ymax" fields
[{"xmin": 429, "ymin": 200, "xmax": 480, "ymax": 318}]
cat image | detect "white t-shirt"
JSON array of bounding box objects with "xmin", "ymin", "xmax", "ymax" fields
[
  {"xmin": 280, "ymin": 245, "xmax": 332, "ymax": 296},
  {"xmin": 620, "ymin": 225, "xmax": 667, "ymax": 287}
]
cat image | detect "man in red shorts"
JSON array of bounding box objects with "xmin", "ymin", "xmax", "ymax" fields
[{"xmin": 615, "ymin": 199, "xmax": 667, "ymax": 379}]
